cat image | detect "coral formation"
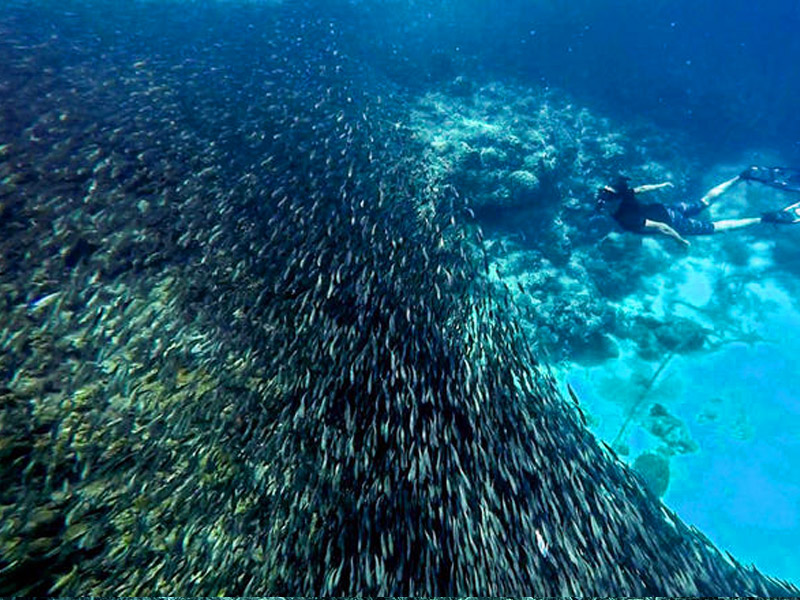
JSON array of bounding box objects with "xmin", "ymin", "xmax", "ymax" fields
[
  {"xmin": 411, "ymin": 81, "xmax": 628, "ymax": 215},
  {"xmin": 643, "ymin": 403, "xmax": 699, "ymax": 456},
  {"xmin": 621, "ymin": 314, "xmax": 708, "ymax": 360},
  {"xmin": 633, "ymin": 451, "xmax": 671, "ymax": 498}
]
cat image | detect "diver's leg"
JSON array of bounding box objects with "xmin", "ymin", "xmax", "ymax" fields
[
  {"xmin": 700, "ymin": 175, "xmax": 741, "ymax": 207},
  {"xmin": 665, "ymin": 210, "xmax": 715, "ymax": 236},
  {"xmin": 671, "ymin": 199, "xmax": 707, "ymax": 217},
  {"xmin": 711, "ymin": 217, "xmax": 761, "ymax": 232}
]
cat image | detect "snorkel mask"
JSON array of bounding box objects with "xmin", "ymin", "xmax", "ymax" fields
[
  {"xmin": 595, "ymin": 176, "xmax": 631, "ymax": 212},
  {"xmin": 595, "ymin": 185, "xmax": 618, "ymax": 212}
]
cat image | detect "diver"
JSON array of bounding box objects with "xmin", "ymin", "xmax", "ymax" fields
[{"xmin": 595, "ymin": 166, "xmax": 800, "ymax": 247}]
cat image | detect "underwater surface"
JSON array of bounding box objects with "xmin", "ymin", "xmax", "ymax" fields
[{"xmin": 2, "ymin": 0, "xmax": 800, "ymax": 594}]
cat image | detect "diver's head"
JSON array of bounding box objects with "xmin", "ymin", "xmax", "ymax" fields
[
  {"xmin": 595, "ymin": 185, "xmax": 622, "ymax": 214},
  {"xmin": 611, "ymin": 175, "xmax": 632, "ymax": 193},
  {"xmin": 594, "ymin": 175, "xmax": 631, "ymax": 214}
]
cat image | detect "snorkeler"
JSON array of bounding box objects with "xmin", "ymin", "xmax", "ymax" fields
[{"xmin": 595, "ymin": 167, "xmax": 800, "ymax": 247}]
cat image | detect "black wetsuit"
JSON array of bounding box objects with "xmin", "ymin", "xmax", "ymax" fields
[
  {"xmin": 612, "ymin": 190, "xmax": 670, "ymax": 233},
  {"xmin": 612, "ymin": 189, "xmax": 714, "ymax": 236}
]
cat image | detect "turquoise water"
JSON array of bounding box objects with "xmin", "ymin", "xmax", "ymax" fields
[
  {"xmin": 671, "ymin": 313, "xmax": 800, "ymax": 579},
  {"xmin": 566, "ymin": 270, "xmax": 800, "ymax": 581}
]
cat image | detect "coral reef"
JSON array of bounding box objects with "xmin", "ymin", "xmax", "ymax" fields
[
  {"xmin": 633, "ymin": 451, "xmax": 671, "ymax": 498},
  {"xmin": 620, "ymin": 314, "xmax": 708, "ymax": 360},
  {"xmin": 410, "ymin": 81, "xmax": 629, "ymax": 215},
  {"xmin": 643, "ymin": 403, "xmax": 699, "ymax": 456}
]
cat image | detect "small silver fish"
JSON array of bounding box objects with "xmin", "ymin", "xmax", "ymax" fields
[{"xmin": 27, "ymin": 291, "xmax": 62, "ymax": 314}]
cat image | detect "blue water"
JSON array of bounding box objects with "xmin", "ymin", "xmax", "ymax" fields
[{"xmin": 352, "ymin": 0, "xmax": 800, "ymax": 160}]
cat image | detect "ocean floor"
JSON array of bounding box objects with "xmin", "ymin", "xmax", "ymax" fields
[{"xmin": 562, "ymin": 256, "xmax": 800, "ymax": 582}]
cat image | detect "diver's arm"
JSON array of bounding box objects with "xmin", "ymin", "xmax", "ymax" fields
[
  {"xmin": 644, "ymin": 219, "xmax": 690, "ymax": 247},
  {"xmin": 634, "ymin": 182, "xmax": 674, "ymax": 194}
]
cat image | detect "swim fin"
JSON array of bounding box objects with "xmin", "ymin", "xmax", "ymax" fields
[
  {"xmin": 761, "ymin": 200, "xmax": 800, "ymax": 224},
  {"xmin": 741, "ymin": 166, "xmax": 800, "ymax": 193}
]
